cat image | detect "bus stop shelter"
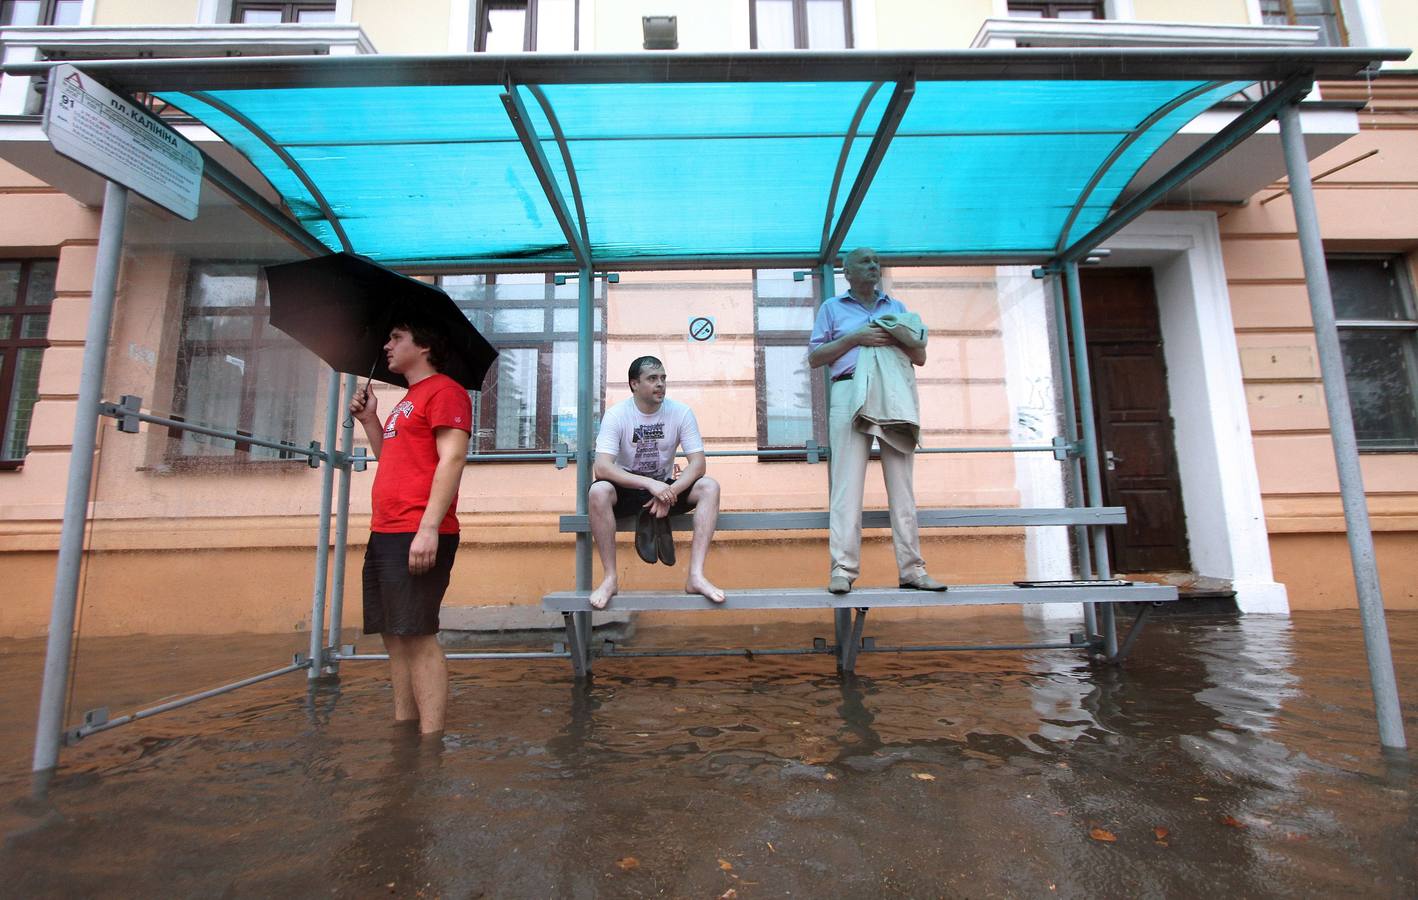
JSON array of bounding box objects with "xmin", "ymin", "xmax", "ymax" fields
[{"xmin": 8, "ymin": 46, "xmax": 1409, "ymax": 779}]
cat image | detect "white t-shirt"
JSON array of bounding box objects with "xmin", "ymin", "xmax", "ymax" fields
[{"xmin": 594, "ymin": 397, "xmax": 705, "ymax": 481}]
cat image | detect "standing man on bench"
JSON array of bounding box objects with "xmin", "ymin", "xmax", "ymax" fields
[
  {"xmin": 808, "ymin": 247, "xmax": 947, "ymax": 595},
  {"xmin": 587, "ymin": 355, "xmax": 724, "ymax": 610}
]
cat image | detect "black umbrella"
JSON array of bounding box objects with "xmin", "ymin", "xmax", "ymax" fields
[{"xmin": 263, "ymin": 252, "xmax": 498, "ymax": 391}]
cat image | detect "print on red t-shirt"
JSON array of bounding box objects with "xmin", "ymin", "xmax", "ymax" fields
[{"xmin": 370, "ymin": 373, "xmax": 472, "ymax": 535}]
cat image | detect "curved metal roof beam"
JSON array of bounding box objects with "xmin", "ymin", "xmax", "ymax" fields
[
  {"xmin": 1055, "ymin": 72, "xmax": 1314, "ymax": 265},
  {"xmin": 526, "ymin": 84, "xmax": 591, "ymax": 257},
  {"xmin": 820, "ymin": 76, "xmax": 915, "ymax": 266},
  {"xmin": 500, "ymin": 84, "xmax": 591, "ymax": 269},
  {"xmin": 188, "ymin": 90, "xmax": 353, "ymax": 254},
  {"xmin": 819, "ymin": 81, "xmax": 885, "ymax": 259},
  {"xmin": 1053, "ymin": 80, "xmax": 1226, "ymax": 255}
]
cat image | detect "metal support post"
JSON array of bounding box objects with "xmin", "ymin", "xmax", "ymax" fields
[
  {"xmin": 324, "ymin": 372, "xmax": 358, "ymax": 674},
  {"xmin": 31, "ymin": 181, "xmax": 129, "ymax": 777},
  {"xmin": 573, "ymin": 265, "xmax": 595, "ymax": 675},
  {"xmin": 818, "ymin": 262, "xmax": 842, "ymax": 645},
  {"xmin": 1048, "ymin": 274, "xmax": 1098, "ymax": 638},
  {"xmin": 1278, "ymin": 102, "xmax": 1406, "ymax": 749},
  {"xmin": 307, "ymin": 369, "xmax": 340, "ymax": 680},
  {"xmin": 1063, "ymin": 261, "xmax": 1118, "ymax": 658}
]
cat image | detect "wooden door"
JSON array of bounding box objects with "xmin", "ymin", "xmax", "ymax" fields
[{"xmin": 1078, "ymin": 268, "xmax": 1191, "ymax": 573}]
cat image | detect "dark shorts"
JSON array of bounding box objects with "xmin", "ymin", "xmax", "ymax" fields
[
  {"xmin": 599, "ymin": 477, "xmax": 698, "ymax": 520},
  {"xmin": 362, "ymin": 532, "xmax": 459, "ymax": 636}
]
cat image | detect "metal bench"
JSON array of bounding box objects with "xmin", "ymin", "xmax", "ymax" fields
[{"xmin": 544, "ymin": 507, "xmax": 1177, "ymax": 676}]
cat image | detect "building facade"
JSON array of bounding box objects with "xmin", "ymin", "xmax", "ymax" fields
[{"xmin": 0, "ymin": 0, "xmax": 1415, "ymax": 638}]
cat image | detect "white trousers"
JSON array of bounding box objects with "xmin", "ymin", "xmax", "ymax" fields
[{"xmin": 828, "ymin": 381, "xmax": 926, "ymax": 583}]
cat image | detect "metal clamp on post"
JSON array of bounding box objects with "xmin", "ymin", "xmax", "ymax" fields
[
  {"xmin": 554, "ymin": 442, "xmax": 569, "ymax": 470},
  {"xmin": 1052, "ymin": 436, "xmax": 1080, "ymax": 461},
  {"xmin": 331, "ymin": 445, "xmax": 368, "ymax": 471},
  {"xmin": 306, "ymin": 441, "xmax": 322, "ymax": 469},
  {"xmin": 805, "ymin": 440, "xmax": 823, "ymax": 464},
  {"xmin": 115, "ymin": 395, "xmax": 142, "ymax": 433}
]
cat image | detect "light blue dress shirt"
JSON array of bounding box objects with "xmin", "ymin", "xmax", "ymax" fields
[{"xmin": 808, "ymin": 290, "xmax": 909, "ymax": 380}]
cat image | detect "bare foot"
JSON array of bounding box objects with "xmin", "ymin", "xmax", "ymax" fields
[
  {"xmin": 589, "ymin": 575, "xmax": 618, "ymax": 610},
  {"xmin": 685, "ymin": 573, "xmax": 725, "ymax": 604}
]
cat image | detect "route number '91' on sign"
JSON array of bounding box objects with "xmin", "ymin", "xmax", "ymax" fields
[{"xmin": 42, "ymin": 64, "xmax": 203, "ymax": 221}]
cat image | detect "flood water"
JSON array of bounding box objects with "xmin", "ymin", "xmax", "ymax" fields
[{"xmin": 1, "ymin": 609, "xmax": 1415, "ymax": 898}]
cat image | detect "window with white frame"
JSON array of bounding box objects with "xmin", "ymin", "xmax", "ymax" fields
[
  {"xmin": 171, "ymin": 262, "xmax": 319, "ymax": 460},
  {"xmin": 1261, "ymin": 0, "xmax": 1346, "ymax": 47},
  {"xmin": 1330, "ymin": 255, "xmax": 1418, "ymax": 449},
  {"xmin": 440, "ymin": 273, "xmax": 604, "ymax": 454},
  {"xmin": 474, "ymin": 0, "xmax": 577, "ymax": 52},
  {"xmin": 750, "ymin": 0, "xmax": 851, "ymax": 50}
]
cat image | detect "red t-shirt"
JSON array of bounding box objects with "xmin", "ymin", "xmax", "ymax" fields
[{"xmin": 370, "ymin": 373, "xmax": 472, "ymax": 534}]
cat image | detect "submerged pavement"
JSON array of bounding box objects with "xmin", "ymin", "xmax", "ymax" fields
[{"xmin": 1, "ymin": 609, "xmax": 1415, "ymax": 897}]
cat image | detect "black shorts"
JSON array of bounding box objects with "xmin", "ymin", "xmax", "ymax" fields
[
  {"xmin": 362, "ymin": 532, "xmax": 459, "ymax": 636},
  {"xmin": 600, "ymin": 477, "xmax": 698, "ymax": 520}
]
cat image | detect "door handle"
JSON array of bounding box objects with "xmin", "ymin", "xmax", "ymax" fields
[{"xmin": 1104, "ymin": 449, "xmax": 1123, "ymax": 471}]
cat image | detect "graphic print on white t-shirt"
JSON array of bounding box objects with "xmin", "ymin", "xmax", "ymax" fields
[{"xmin": 630, "ymin": 422, "xmax": 666, "ymax": 475}]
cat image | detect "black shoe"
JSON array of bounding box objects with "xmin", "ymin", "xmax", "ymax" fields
[
  {"xmin": 654, "ymin": 515, "xmax": 676, "ymax": 566},
  {"xmin": 634, "ymin": 510, "xmax": 657, "ymax": 564}
]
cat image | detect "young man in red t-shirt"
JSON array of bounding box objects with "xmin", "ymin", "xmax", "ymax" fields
[{"xmin": 350, "ymin": 319, "xmax": 472, "ymax": 736}]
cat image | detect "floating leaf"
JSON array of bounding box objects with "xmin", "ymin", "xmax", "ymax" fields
[
  {"xmin": 719, "ymin": 890, "xmax": 738, "ymax": 900},
  {"xmin": 1153, "ymin": 826, "xmax": 1169, "ymax": 841},
  {"xmin": 718, "ymin": 859, "xmax": 734, "ymax": 871},
  {"xmin": 616, "ymin": 857, "xmax": 640, "ymax": 871},
  {"xmin": 1220, "ymin": 815, "xmax": 1247, "ymax": 830},
  {"xmin": 766, "ymin": 842, "xmax": 776, "ymax": 853},
  {"xmin": 1089, "ymin": 827, "xmax": 1117, "ymax": 842},
  {"xmin": 911, "ymin": 773, "xmax": 936, "ymax": 781}
]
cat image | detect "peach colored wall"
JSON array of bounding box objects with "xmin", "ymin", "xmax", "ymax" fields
[
  {"xmin": 1217, "ymin": 77, "xmax": 1418, "ymax": 610},
  {"xmin": 1, "ymin": 252, "xmax": 1032, "ymax": 635}
]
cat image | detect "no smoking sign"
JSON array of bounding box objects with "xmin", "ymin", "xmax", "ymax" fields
[{"xmin": 687, "ymin": 316, "xmax": 716, "ymax": 342}]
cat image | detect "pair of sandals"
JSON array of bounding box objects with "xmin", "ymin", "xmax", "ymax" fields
[{"xmin": 634, "ymin": 509, "xmax": 676, "ymax": 566}]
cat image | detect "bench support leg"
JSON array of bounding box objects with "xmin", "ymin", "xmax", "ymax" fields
[
  {"xmin": 1105, "ymin": 605, "xmax": 1152, "ymax": 665},
  {"xmin": 1101, "ymin": 603, "xmax": 1119, "ymax": 659},
  {"xmin": 562, "ymin": 612, "xmax": 591, "ymax": 679},
  {"xmin": 833, "ymin": 608, "xmax": 850, "ymax": 663},
  {"xmin": 838, "ymin": 608, "xmax": 868, "ymax": 674}
]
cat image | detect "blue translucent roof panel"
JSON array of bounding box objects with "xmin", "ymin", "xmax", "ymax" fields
[
  {"xmin": 523, "ymin": 82, "xmax": 885, "ymax": 259},
  {"xmin": 130, "ymin": 49, "xmax": 1397, "ymax": 267},
  {"xmin": 843, "ymin": 79, "xmax": 1246, "ymax": 254}
]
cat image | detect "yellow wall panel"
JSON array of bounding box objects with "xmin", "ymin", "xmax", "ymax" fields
[
  {"xmin": 353, "ymin": 0, "xmax": 449, "ymax": 53},
  {"xmin": 92, "ymin": 0, "xmax": 199, "ymax": 25},
  {"xmin": 873, "ymin": 0, "xmax": 992, "ymax": 49},
  {"xmin": 1381, "ymin": 0, "xmax": 1418, "ymax": 69},
  {"xmin": 1132, "ymin": 0, "xmax": 1250, "ymax": 25}
]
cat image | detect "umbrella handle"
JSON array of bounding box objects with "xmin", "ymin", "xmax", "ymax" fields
[{"xmin": 344, "ymin": 371, "xmax": 376, "ymax": 432}]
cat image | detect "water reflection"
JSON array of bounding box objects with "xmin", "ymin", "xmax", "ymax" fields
[
  {"xmin": 1, "ymin": 612, "xmax": 1413, "ymax": 897},
  {"xmin": 333, "ymin": 727, "xmax": 441, "ymax": 895}
]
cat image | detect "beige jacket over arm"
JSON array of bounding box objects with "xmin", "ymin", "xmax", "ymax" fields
[{"xmin": 848, "ymin": 311, "xmax": 927, "ymax": 454}]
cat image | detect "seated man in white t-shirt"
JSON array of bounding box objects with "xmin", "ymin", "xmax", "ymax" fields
[{"xmin": 588, "ymin": 356, "xmax": 724, "ymax": 610}]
